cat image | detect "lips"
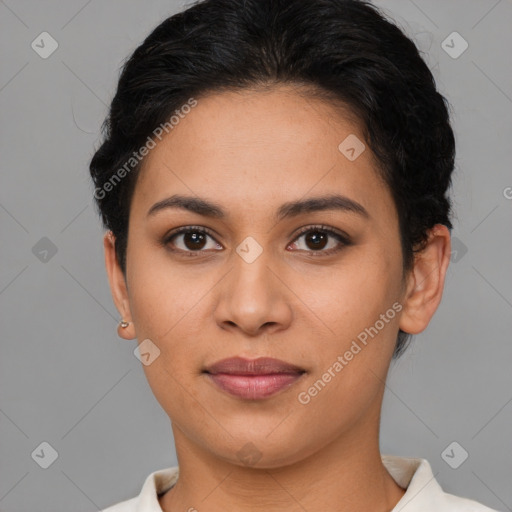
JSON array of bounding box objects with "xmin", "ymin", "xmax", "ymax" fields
[
  {"xmin": 203, "ymin": 357, "xmax": 306, "ymax": 400},
  {"xmin": 204, "ymin": 356, "xmax": 305, "ymax": 375}
]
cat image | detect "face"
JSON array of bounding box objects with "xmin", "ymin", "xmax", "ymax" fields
[{"xmin": 107, "ymin": 84, "xmax": 424, "ymax": 468}]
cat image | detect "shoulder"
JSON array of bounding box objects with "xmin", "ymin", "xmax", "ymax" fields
[
  {"xmin": 100, "ymin": 497, "xmax": 137, "ymax": 512},
  {"xmin": 382, "ymin": 454, "xmax": 500, "ymax": 512},
  {"xmin": 98, "ymin": 466, "xmax": 180, "ymax": 512}
]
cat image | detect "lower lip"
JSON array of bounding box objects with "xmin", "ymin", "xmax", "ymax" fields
[{"xmin": 205, "ymin": 373, "xmax": 304, "ymax": 400}]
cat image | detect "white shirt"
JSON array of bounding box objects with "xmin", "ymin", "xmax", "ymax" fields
[{"xmin": 100, "ymin": 454, "xmax": 500, "ymax": 511}]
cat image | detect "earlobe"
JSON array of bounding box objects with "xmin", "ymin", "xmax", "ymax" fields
[
  {"xmin": 103, "ymin": 231, "xmax": 136, "ymax": 340},
  {"xmin": 398, "ymin": 225, "xmax": 451, "ymax": 335},
  {"xmin": 117, "ymin": 319, "xmax": 135, "ymax": 340}
]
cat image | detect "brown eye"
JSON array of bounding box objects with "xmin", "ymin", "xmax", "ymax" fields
[
  {"xmin": 304, "ymin": 231, "xmax": 329, "ymax": 250},
  {"xmin": 181, "ymin": 231, "xmax": 207, "ymax": 250},
  {"xmin": 288, "ymin": 226, "xmax": 351, "ymax": 256},
  {"xmin": 163, "ymin": 227, "xmax": 222, "ymax": 254}
]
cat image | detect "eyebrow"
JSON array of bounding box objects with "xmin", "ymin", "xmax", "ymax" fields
[{"xmin": 147, "ymin": 193, "xmax": 369, "ymax": 220}]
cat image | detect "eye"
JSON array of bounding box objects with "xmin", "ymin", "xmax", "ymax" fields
[
  {"xmin": 162, "ymin": 224, "xmax": 351, "ymax": 257},
  {"xmin": 163, "ymin": 226, "xmax": 222, "ymax": 256},
  {"xmin": 287, "ymin": 225, "xmax": 351, "ymax": 256}
]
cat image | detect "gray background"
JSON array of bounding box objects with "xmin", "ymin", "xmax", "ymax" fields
[{"xmin": 1, "ymin": 0, "xmax": 511, "ymax": 511}]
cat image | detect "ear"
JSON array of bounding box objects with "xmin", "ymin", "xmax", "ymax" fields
[
  {"xmin": 103, "ymin": 231, "xmax": 136, "ymax": 340},
  {"xmin": 399, "ymin": 224, "xmax": 451, "ymax": 335}
]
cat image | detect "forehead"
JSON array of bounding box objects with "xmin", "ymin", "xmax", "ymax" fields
[{"xmin": 132, "ymin": 84, "xmax": 392, "ymax": 221}]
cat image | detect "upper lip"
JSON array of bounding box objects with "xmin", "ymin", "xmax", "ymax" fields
[{"xmin": 204, "ymin": 357, "xmax": 305, "ymax": 375}]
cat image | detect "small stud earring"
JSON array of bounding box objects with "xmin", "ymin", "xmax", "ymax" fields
[{"xmin": 120, "ymin": 320, "xmax": 130, "ymax": 328}]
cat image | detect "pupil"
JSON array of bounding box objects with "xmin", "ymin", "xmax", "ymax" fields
[
  {"xmin": 185, "ymin": 232, "xmax": 206, "ymax": 250},
  {"xmin": 307, "ymin": 231, "xmax": 327, "ymax": 250}
]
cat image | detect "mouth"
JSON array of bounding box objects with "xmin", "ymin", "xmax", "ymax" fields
[{"xmin": 203, "ymin": 356, "xmax": 306, "ymax": 400}]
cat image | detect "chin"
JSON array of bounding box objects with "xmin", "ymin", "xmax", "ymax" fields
[{"xmin": 207, "ymin": 432, "xmax": 319, "ymax": 470}]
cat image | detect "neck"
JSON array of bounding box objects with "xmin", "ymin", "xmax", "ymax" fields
[{"xmin": 159, "ymin": 408, "xmax": 405, "ymax": 512}]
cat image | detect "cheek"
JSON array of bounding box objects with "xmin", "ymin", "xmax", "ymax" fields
[
  {"xmin": 302, "ymin": 245, "xmax": 403, "ymax": 410},
  {"xmin": 126, "ymin": 239, "xmax": 205, "ymax": 337},
  {"xmin": 314, "ymin": 249, "xmax": 402, "ymax": 337},
  {"xmin": 294, "ymin": 266, "xmax": 401, "ymax": 435},
  {"xmin": 127, "ymin": 265, "xmax": 207, "ymax": 421},
  {"xmin": 125, "ymin": 246, "xmax": 210, "ymax": 390}
]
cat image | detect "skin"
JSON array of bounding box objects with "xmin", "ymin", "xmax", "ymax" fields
[{"xmin": 103, "ymin": 84, "xmax": 451, "ymax": 511}]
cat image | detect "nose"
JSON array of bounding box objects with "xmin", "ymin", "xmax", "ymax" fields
[{"xmin": 213, "ymin": 248, "xmax": 293, "ymax": 337}]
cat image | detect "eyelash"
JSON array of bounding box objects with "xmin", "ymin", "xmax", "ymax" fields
[{"xmin": 162, "ymin": 224, "xmax": 351, "ymax": 257}]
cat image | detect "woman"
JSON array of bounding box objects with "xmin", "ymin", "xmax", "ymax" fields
[{"xmin": 89, "ymin": 0, "xmax": 499, "ymax": 510}]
